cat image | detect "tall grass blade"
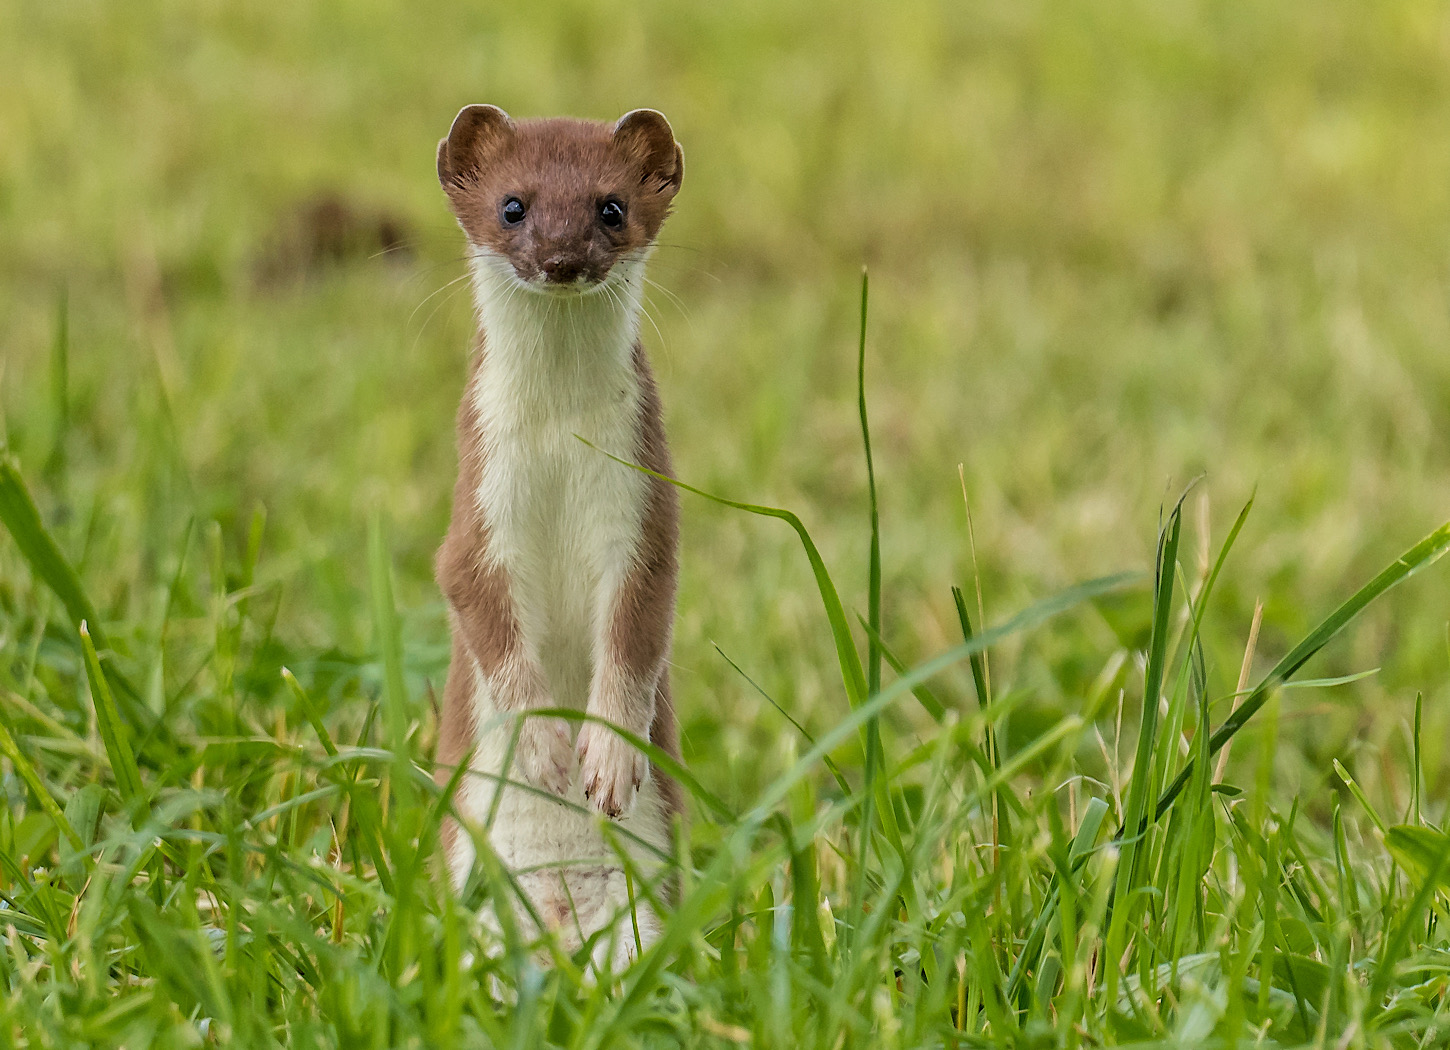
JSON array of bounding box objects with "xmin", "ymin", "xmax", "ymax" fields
[
  {"xmin": 0, "ymin": 453, "xmax": 167, "ymax": 749},
  {"xmin": 80, "ymin": 622, "xmax": 144, "ymax": 819},
  {"xmin": 1155, "ymin": 518, "xmax": 1450, "ymax": 820},
  {"xmin": 951, "ymin": 587, "xmax": 994, "ymax": 722},
  {"xmin": 0, "ymin": 453, "xmax": 107, "ymax": 650},
  {"xmin": 283, "ymin": 667, "xmax": 338, "ymax": 758},
  {"xmin": 953, "ymin": 584, "xmax": 1012, "ymax": 863},
  {"xmin": 1333, "ymin": 760, "xmax": 1387, "ymax": 835},
  {"xmin": 578, "ymin": 438, "xmax": 868, "ymax": 708},
  {"xmin": 744, "ymin": 573, "xmax": 1135, "ymax": 822},
  {"xmin": 577, "ymin": 437, "xmax": 908, "ymax": 864},
  {"xmin": 852, "ymin": 266, "xmax": 899, "ymax": 927},
  {"xmin": 0, "ymin": 715, "xmax": 84, "ymax": 851},
  {"xmin": 1105, "ymin": 496, "xmax": 1184, "ymax": 993},
  {"xmin": 857, "ymin": 267, "xmax": 881, "ymax": 700}
]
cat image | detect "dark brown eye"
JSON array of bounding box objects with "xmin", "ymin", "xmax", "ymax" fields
[
  {"xmin": 599, "ymin": 199, "xmax": 625, "ymax": 229},
  {"xmin": 500, "ymin": 197, "xmax": 526, "ymax": 227}
]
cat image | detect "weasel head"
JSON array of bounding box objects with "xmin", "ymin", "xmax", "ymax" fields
[{"xmin": 438, "ymin": 105, "xmax": 683, "ymax": 295}]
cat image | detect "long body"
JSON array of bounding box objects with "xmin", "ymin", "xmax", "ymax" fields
[{"xmin": 431, "ymin": 105, "xmax": 686, "ymax": 969}]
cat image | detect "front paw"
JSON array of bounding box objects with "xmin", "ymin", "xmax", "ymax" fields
[
  {"xmin": 576, "ymin": 723, "xmax": 647, "ymax": 818},
  {"xmin": 514, "ymin": 716, "xmax": 574, "ymax": 796}
]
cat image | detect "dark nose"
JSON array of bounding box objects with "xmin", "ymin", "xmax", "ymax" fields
[{"xmin": 540, "ymin": 254, "xmax": 584, "ymax": 283}]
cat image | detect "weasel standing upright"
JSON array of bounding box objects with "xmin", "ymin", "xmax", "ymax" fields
[{"xmin": 432, "ymin": 105, "xmax": 685, "ymax": 969}]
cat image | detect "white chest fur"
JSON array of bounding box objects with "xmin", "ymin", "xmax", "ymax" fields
[
  {"xmin": 452, "ymin": 251, "xmax": 671, "ymax": 969},
  {"xmin": 468, "ymin": 253, "xmax": 651, "ymax": 701}
]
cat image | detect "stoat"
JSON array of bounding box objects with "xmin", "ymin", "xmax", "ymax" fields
[{"xmin": 432, "ymin": 104, "xmax": 685, "ymax": 971}]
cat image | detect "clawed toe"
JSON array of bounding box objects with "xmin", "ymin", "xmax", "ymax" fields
[{"xmin": 577, "ymin": 724, "xmax": 647, "ymax": 818}]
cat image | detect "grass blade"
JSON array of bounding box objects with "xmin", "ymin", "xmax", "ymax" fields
[
  {"xmin": 1155, "ymin": 517, "xmax": 1450, "ymax": 820},
  {"xmin": 283, "ymin": 667, "xmax": 338, "ymax": 758},
  {"xmin": 0, "ymin": 714, "xmax": 84, "ymax": 852},
  {"xmin": 0, "ymin": 453, "xmax": 169, "ymax": 751},
  {"xmin": 1371, "ymin": 826, "xmax": 1450, "ymax": 1005},
  {"xmin": 1104, "ymin": 496, "xmax": 1184, "ymax": 999},
  {"xmin": 578, "ymin": 438, "xmax": 868, "ymax": 710},
  {"xmin": 368, "ymin": 513, "xmax": 413, "ymax": 810},
  {"xmin": 0, "ymin": 452, "xmax": 107, "ymax": 650},
  {"xmin": 80, "ymin": 622, "xmax": 144, "ymax": 819},
  {"xmin": 857, "ymin": 267, "xmax": 881, "ymax": 700},
  {"xmin": 714, "ymin": 644, "xmax": 852, "ymax": 796},
  {"xmin": 744, "ymin": 572, "xmax": 1136, "ymax": 821},
  {"xmin": 1333, "ymin": 759, "xmax": 1387, "ymax": 835},
  {"xmin": 1385, "ymin": 825, "xmax": 1450, "ymax": 893}
]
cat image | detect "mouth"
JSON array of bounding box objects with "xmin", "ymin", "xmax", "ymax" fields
[
  {"xmin": 521, "ymin": 270, "xmax": 612, "ymax": 296},
  {"xmin": 469, "ymin": 249, "xmax": 619, "ymax": 299}
]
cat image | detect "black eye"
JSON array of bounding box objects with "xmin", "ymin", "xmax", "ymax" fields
[
  {"xmin": 599, "ymin": 199, "xmax": 625, "ymax": 229},
  {"xmin": 500, "ymin": 197, "xmax": 527, "ymax": 227}
]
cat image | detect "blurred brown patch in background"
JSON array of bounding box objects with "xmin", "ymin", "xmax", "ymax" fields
[{"xmin": 256, "ymin": 193, "xmax": 413, "ymax": 285}]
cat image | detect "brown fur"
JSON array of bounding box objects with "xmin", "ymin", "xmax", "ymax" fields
[
  {"xmin": 578, "ymin": 344, "xmax": 684, "ymax": 818},
  {"xmin": 433, "ymin": 106, "xmax": 686, "ymax": 865},
  {"xmin": 438, "ymin": 106, "xmax": 682, "ymax": 285}
]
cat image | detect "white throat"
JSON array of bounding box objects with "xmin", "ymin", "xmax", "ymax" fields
[{"xmin": 466, "ymin": 248, "xmax": 649, "ymax": 416}]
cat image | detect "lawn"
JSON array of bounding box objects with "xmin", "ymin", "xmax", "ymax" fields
[{"xmin": 1, "ymin": 0, "xmax": 1449, "ymax": 1045}]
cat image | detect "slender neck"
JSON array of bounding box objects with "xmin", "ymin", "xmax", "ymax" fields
[{"xmin": 467, "ymin": 250, "xmax": 650, "ymax": 417}]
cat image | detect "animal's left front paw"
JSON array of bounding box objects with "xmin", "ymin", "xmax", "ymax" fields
[{"xmin": 576, "ymin": 723, "xmax": 647, "ymax": 819}]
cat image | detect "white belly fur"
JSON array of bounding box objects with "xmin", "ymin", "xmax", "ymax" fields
[{"xmin": 449, "ymin": 250, "xmax": 671, "ymax": 967}]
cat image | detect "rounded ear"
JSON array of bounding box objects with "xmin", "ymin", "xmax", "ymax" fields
[
  {"xmin": 437, "ymin": 105, "xmax": 515, "ymax": 187},
  {"xmin": 613, "ymin": 109, "xmax": 684, "ymax": 195}
]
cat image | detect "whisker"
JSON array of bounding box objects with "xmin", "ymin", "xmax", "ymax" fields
[
  {"xmin": 642, "ymin": 275, "xmax": 690, "ymax": 320},
  {"xmin": 638, "ymin": 291, "xmax": 668, "ymax": 354},
  {"xmin": 409, "ymin": 279, "xmax": 471, "ymax": 356},
  {"xmin": 408, "ymin": 272, "xmax": 471, "ymax": 330}
]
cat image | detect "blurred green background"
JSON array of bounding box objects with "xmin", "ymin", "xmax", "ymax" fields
[{"xmin": 2, "ymin": 0, "xmax": 1448, "ymax": 808}]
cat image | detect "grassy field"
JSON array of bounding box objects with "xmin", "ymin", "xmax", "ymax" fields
[{"xmin": 2, "ymin": 0, "xmax": 1450, "ymax": 1045}]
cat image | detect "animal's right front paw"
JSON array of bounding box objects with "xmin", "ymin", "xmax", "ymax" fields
[
  {"xmin": 514, "ymin": 717, "xmax": 574, "ymax": 797},
  {"xmin": 576, "ymin": 722, "xmax": 646, "ymax": 819}
]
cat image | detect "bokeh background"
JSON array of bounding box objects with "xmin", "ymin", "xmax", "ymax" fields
[{"xmin": 3, "ymin": 0, "xmax": 1448, "ymax": 810}]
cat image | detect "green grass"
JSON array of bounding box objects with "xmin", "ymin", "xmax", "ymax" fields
[
  {"xmin": 3, "ymin": 0, "xmax": 1450, "ymax": 1045},
  {"xmin": 2, "ymin": 322, "xmax": 1449, "ymax": 1046}
]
